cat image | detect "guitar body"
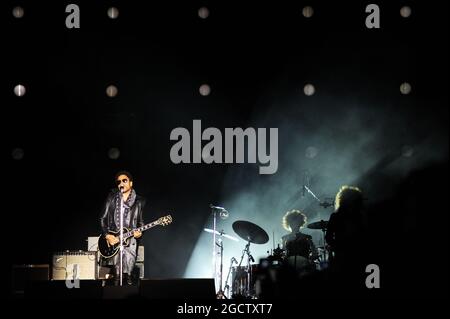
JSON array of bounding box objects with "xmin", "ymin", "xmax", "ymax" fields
[
  {"xmin": 98, "ymin": 228, "xmax": 132, "ymax": 259},
  {"xmin": 97, "ymin": 215, "xmax": 172, "ymax": 259}
]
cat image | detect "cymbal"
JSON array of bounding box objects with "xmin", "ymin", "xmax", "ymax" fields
[
  {"xmin": 203, "ymin": 228, "xmax": 239, "ymax": 242},
  {"xmin": 232, "ymin": 221, "xmax": 269, "ymax": 244},
  {"xmin": 307, "ymin": 220, "xmax": 328, "ymax": 230}
]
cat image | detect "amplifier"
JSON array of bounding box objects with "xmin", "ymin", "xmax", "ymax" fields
[
  {"xmin": 52, "ymin": 251, "xmax": 97, "ymax": 280},
  {"xmin": 87, "ymin": 237, "xmax": 99, "ymax": 252}
]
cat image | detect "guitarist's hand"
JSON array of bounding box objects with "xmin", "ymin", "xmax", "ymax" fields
[
  {"xmin": 133, "ymin": 230, "xmax": 142, "ymax": 239},
  {"xmin": 105, "ymin": 234, "xmax": 119, "ymax": 245}
]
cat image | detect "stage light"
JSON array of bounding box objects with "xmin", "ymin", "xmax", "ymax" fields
[
  {"xmin": 199, "ymin": 84, "xmax": 211, "ymax": 96},
  {"xmin": 400, "ymin": 6, "xmax": 411, "ymax": 18},
  {"xmin": 198, "ymin": 7, "xmax": 209, "ymax": 19},
  {"xmin": 302, "ymin": 6, "xmax": 314, "ymax": 18},
  {"xmin": 12, "ymin": 6, "xmax": 24, "ymax": 18},
  {"xmin": 305, "ymin": 146, "xmax": 318, "ymax": 159},
  {"xmin": 303, "ymin": 84, "xmax": 315, "ymax": 96},
  {"xmin": 107, "ymin": 7, "xmax": 119, "ymax": 19},
  {"xmin": 108, "ymin": 148, "xmax": 120, "ymax": 160},
  {"xmin": 401, "ymin": 145, "xmax": 414, "ymax": 157},
  {"xmin": 400, "ymin": 82, "xmax": 411, "ymax": 95},
  {"xmin": 106, "ymin": 85, "xmax": 118, "ymax": 97},
  {"xmin": 14, "ymin": 84, "xmax": 26, "ymax": 97},
  {"xmin": 12, "ymin": 148, "xmax": 24, "ymax": 160}
]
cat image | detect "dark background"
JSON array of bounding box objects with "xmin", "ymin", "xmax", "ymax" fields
[{"xmin": 3, "ymin": 0, "xmax": 448, "ymax": 298}]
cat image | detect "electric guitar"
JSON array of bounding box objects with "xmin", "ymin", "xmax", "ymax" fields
[{"xmin": 98, "ymin": 215, "xmax": 172, "ymax": 258}]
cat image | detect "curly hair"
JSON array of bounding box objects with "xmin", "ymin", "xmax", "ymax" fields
[
  {"xmin": 282, "ymin": 209, "xmax": 307, "ymax": 232},
  {"xmin": 334, "ymin": 185, "xmax": 363, "ymax": 212},
  {"xmin": 114, "ymin": 170, "xmax": 134, "ymax": 183}
]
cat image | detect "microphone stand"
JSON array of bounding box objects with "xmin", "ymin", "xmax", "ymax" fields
[
  {"xmin": 211, "ymin": 206, "xmax": 218, "ymax": 293},
  {"xmin": 216, "ymin": 239, "xmax": 226, "ymax": 298},
  {"xmin": 210, "ymin": 205, "xmax": 228, "ymax": 296},
  {"xmin": 119, "ymin": 194, "xmax": 124, "ymax": 286}
]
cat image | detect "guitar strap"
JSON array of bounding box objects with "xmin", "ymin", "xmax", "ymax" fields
[{"xmin": 129, "ymin": 203, "xmax": 137, "ymax": 229}]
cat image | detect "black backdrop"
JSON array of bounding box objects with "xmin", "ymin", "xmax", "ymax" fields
[{"xmin": 3, "ymin": 0, "xmax": 448, "ymax": 298}]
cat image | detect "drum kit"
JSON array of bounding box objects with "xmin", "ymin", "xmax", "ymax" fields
[
  {"xmin": 266, "ymin": 219, "xmax": 330, "ymax": 273},
  {"xmin": 204, "ymin": 218, "xmax": 330, "ymax": 299},
  {"xmin": 306, "ymin": 220, "xmax": 330, "ymax": 270},
  {"xmin": 204, "ymin": 220, "xmax": 269, "ymax": 299}
]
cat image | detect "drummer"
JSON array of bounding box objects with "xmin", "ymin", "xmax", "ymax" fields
[{"xmin": 281, "ymin": 209, "xmax": 319, "ymax": 274}]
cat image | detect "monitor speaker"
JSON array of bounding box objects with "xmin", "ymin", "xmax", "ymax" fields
[
  {"xmin": 25, "ymin": 280, "xmax": 103, "ymax": 299},
  {"xmin": 12, "ymin": 264, "xmax": 49, "ymax": 294},
  {"xmin": 139, "ymin": 278, "xmax": 216, "ymax": 299}
]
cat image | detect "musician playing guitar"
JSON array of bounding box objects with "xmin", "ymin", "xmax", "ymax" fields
[{"xmin": 100, "ymin": 170, "xmax": 145, "ymax": 285}]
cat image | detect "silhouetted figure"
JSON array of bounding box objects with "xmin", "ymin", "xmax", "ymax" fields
[
  {"xmin": 325, "ymin": 186, "xmax": 366, "ymax": 271},
  {"xmin": 281, "ymin": 210, "xmax": 318, "ymax": 276}
]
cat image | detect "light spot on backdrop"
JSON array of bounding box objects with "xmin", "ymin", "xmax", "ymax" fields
[
  {"xmin": 12, "ymin": 148, "xmax": 24, "ymax": 160},
  {"xmin": 198, "ymin": 7, "xmax": 209, "ymax": 19},
  {"xmin": 400, "ymin": 6, "xmax": 412, "ymax": 18},
  {"xmin": 107, "ymin": 7, "xmax": 119, "ymax": 19},
  {"xmin": 14, "ymin": 84, "xmax": 26, "ymax": 97},
  {"xmin": 303, "ymin": 84, "xmax": 315, "ymax": 96},
  {"xmin": 305, "ymin": 146, "xmax": 319, "ymax": 159},
  {"xmin": 106, "ymin": 85, "xmax": 118, "ymax": 97},
  {"xmin": 400, "ymin": 82, "xmax": 412, "ymax": 95},
  {"xmin": 12, "ymin": 6, "xmax": 24, "ymax": 18},
  {"xmin": 108, "ymin": 148, "xmax": 120, "ymax": 160},
  {"xmin": 199, "ymin": 84, "xmax": 211, "ymax": 96},
  {"xmin": 302, "ymin": 6, "xmax": 314, "ymax": 18},
  {"xmin": 402, "ymin": 145, "xmax": 414, "ymax": 157}
]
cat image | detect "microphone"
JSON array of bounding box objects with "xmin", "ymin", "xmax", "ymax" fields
[
  {"xmin": 210, "ymin": 204, "xmax": 226, "ymax": 211},
  {"xmin": 210, "ymin": 204, "xmax": 229, "ymax": 219},
  {"xmin": 249, "ymin": 255, "xmax": 255, "ymax": 263},
  {"xmin": 231, "ymin": 257, "xmax": 237, "ymax": 264}
]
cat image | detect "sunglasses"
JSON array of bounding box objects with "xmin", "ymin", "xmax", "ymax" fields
[{"xmin": 116, "ymin": 178, "xmax": 129, "ymax": 185}]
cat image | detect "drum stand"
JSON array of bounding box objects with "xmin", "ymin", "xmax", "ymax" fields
[
  {"xmin": 317, "ymin": 222, "xmax": 329, "ymax": 269},
  {"xmin": 237, "ymin": 241, "xmax": 255, "ymax": 298},
  {"xmin": 223, "ymin": 257, "xmax": 236, "ymax": 299}
]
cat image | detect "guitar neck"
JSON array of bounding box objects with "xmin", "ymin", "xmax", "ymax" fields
[{"xmin": 123, "ymin": 220, "xmax": 160, "ymax": 239}]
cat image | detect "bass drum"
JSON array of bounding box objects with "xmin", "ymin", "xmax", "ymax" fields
[{"xmin": 285, "ymin": 255, "xmax": 316, "ymax": 275}]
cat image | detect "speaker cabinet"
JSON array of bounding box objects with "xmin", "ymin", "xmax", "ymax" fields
[
  {"xmin": 12, "ymin": 264, "xmax": 49, "ymax": 294},
  {"xmin": 136, "ymin": 246, "xmax": 144, "ymax": 262},
  {"xmin": 52, "ymin": 251, "xmax": 97, "ymax": 280},
  {"xmin": 24, "ymin": 280, "xmax": 103, "ymax": 299},
  {"xmin": 139, "ymin": 278, "xmax": 216, "ymax": 299},
  {"xmin": 134, "ymin": 262, "xmax": 144, "ymax": 279}
]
